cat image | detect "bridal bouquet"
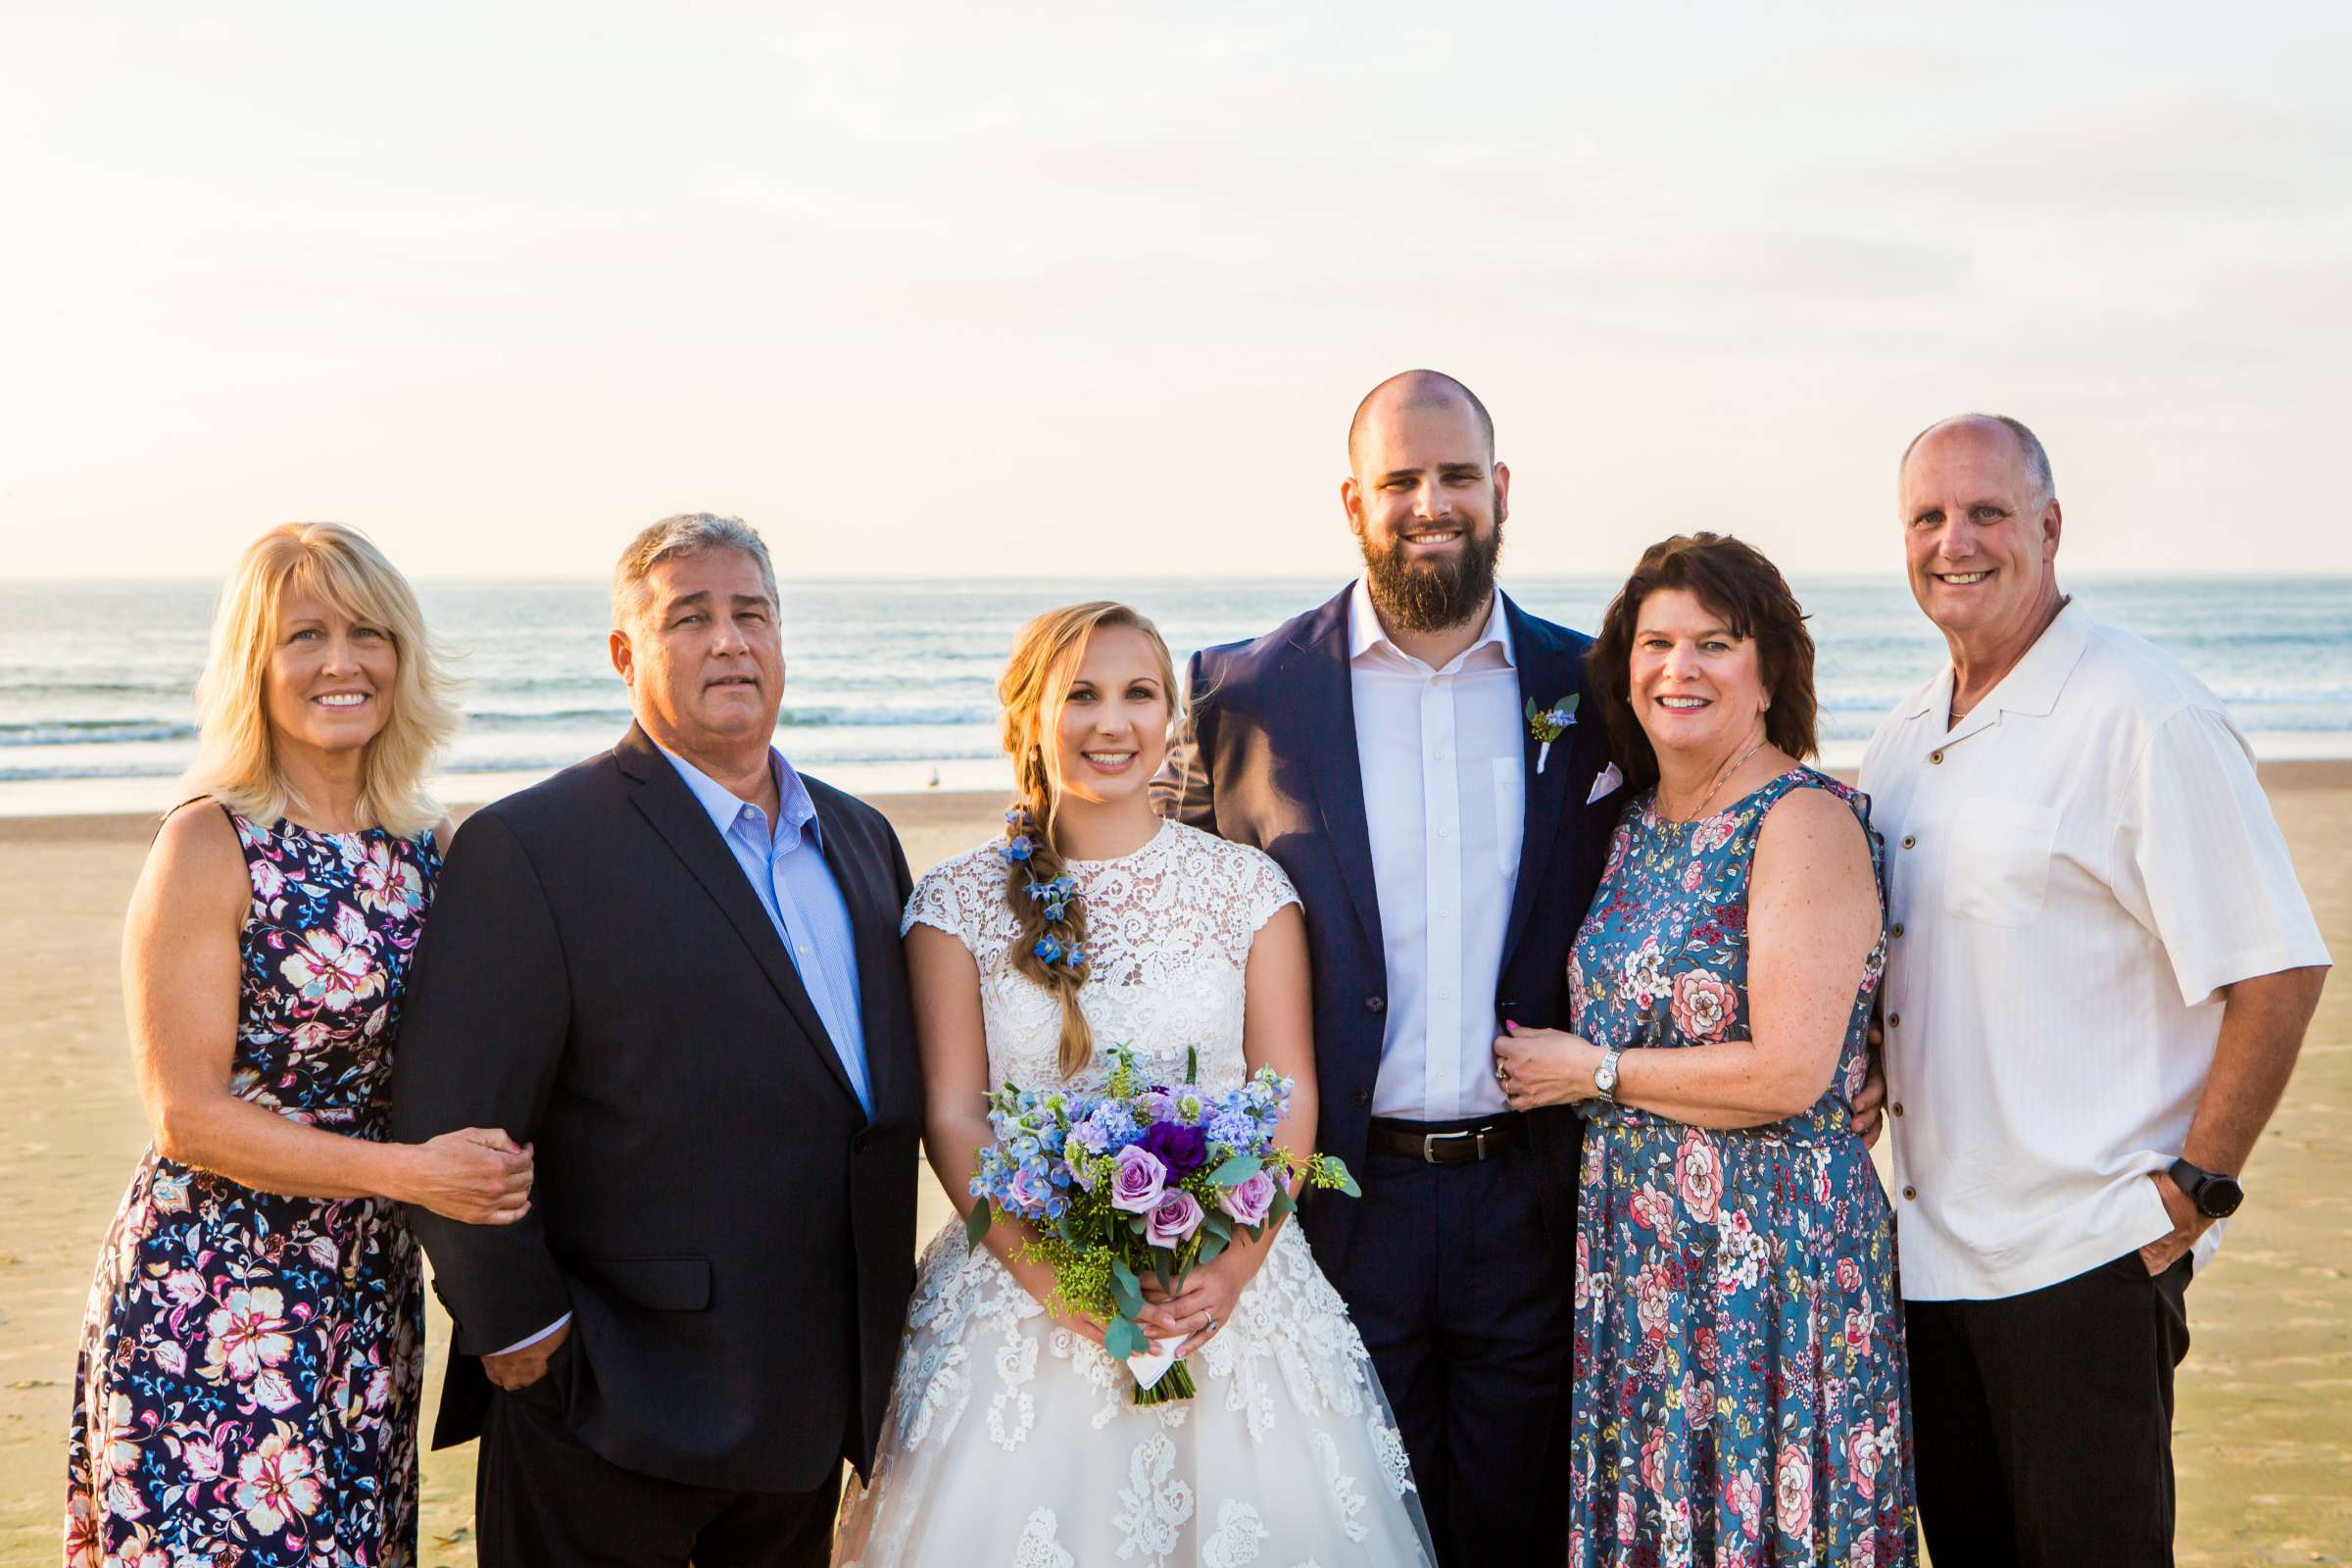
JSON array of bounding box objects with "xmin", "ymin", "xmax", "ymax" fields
[{"xmin": 964, "ymin": 1044, "xmax": 1360, "ymax": 1404}]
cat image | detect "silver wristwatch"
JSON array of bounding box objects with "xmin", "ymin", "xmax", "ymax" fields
[{"xmin": 1593, "ymin": 1047, "xmax": 1623, "ymax": 1104}]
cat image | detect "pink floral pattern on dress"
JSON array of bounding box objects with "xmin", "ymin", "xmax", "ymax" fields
[
  {"xmin": 65, "ymin": 810, "xmax": 438, "ymax": 1566},
  {"xmin": 1563, "ymin": 768, "xmax": 1916, "ymax": 1565}
]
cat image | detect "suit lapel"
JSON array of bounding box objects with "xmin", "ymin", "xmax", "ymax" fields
[
  {"xmin": 1293, "ymin": 599, "xmax": 1386, "ymax": 957},
  {"xmin": 1500, "ymin": 598, "xmax": 1580, "ymax": 969},
  {"xmin": 812, "ymin": 793, "xmax": 897, "ymax": 1122},
  {"xmin": 615, "ymin": 727, "xmax": 862, "ymax": 1110}
]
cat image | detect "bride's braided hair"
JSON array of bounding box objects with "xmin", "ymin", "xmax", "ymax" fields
[{"xmin": 997, "ymin": 601, "xmax": 1179, "ymax": 1080}]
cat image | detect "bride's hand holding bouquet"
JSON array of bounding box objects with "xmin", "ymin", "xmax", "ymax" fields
[{"xmin": 965, "ymin": 1043, "xmax": 1358, "ymax": 1403}]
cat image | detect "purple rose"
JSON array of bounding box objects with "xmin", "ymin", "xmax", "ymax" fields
[
  {"xmin": 1218, "ymin": 1169, "xmax": 1278, "ymax": 1227},
  {"xmin": 1108, "ymin": 1145, "xmax": 1167, "ymax": 1213},
  {"xmin": 1006, "ymin": 1166, "xmax": 1051, "ymax": 1214},
  {"xmin": 1145, "ymin": 1191, "xmax": 1204, "ymax": 1248},
  {"xmin": 1137, "ymin": 1120, "xmax": 1208, "ymax": 1176}
]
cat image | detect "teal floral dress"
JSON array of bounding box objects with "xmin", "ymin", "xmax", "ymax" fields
[{"xmin": 1563, "ymin": 768, "xmax": 1915, "ymax": 1565}]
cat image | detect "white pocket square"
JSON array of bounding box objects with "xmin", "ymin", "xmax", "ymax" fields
[{"xmin": 1587, "ymin": 762, "xmax": 1624, "ymax": 805}]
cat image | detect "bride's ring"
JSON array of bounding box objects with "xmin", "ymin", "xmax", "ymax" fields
[
  {"xmin": 1203, "ymin": 1312, "xmax": 1217, "ymax": 1335},
  {"xmin": 1494, "ymin": 1061, "xmax": 1509, "ymax": 1083}
]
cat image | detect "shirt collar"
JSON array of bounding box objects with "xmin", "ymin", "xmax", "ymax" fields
[
  {"xmin": 1903, "ymin": 599, "xmax": 2088, "ymax": 722},
  {"xmin": 1346, "ymin": 575, "xmax": 1516, "ymax": 672},
  {"xmin": 656, "ymin": 743, "xmax": 822, "ymax": 850}
]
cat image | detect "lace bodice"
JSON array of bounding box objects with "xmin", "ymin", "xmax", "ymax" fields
[{"xmin": 903, "ymin": 820, "xmax": 1299, "ymax": 1096}]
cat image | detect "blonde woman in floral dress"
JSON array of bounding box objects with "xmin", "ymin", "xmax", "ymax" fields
[
  {"xmin": 65, "ymin": 524, "xmax": 532, "ymax": 1566},
  {"xmin": 1493, "ymin": 535, "xmax": 1917, "ymax": 1565}
]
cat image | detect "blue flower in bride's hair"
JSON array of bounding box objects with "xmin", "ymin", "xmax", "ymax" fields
[
  {"xmin": 1044, "ymin": 902, "xmax": 1067, "ymax": 922},
  {"xmin": 1005, "ymin": 806, "xmax": 1030, "ymax": 828},
  {"xmin": 1064, "ymin": 945, "xmax": 1085, "ymax": 968},
  {"xmin": 1033, "ymin": 935, "xmax": 1063, "ymax": 964},
  {"xmin": 1000, "ymin": 835, "xmax": 1035, "ymax": 864}
]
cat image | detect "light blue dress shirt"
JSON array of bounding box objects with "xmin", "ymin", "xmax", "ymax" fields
[{"xmin": 659, "ymin": 743, "xmax": 873, "ymax": 1115}]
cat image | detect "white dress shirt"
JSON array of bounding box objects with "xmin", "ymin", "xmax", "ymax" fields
[
  {"xmin": 1861, "ymin": 602, "xmax": 2328, "ymax": 1300},
  {"xmin": 1348, "ymin": 577, "xmax": 1525, "ymax": 1121}
]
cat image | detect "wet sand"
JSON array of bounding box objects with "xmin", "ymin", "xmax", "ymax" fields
[{"xmin": 3, "ymin": 768, "xmax": 2344, "ymax": 1562}]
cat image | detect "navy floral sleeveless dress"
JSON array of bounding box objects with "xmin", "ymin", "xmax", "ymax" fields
[
  {"xmin": 1563, "ymin": 768, "xmax": 1916, "ymax": 1565},
  {"xmin": 67, "ymin": 809, "xmax": 439, "ymax": 1567}
]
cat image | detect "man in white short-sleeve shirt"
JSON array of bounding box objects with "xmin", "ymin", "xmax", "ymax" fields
[{"xmin": 1861, "ymin": 414, "xmax": 2330, "ymax": 1567}]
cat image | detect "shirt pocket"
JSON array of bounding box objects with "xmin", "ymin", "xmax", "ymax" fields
[
  {"xmin": 1492, "ymin": 757, "xmax": 1522, "ymax": 875},
  {"xmin": 1940, "ymin": 798, "xmax": 2060, "ymax": 927}
]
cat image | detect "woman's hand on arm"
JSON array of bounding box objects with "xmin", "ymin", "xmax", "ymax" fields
[
  {"xmin": 1140, "ymin": 902, "xmax": 1315, "ymax": 1353},
  {"xmin": 1493, "ymin": 1022, "xmax": 1604, "ymax": 1110},
  {"xmin": 126, "ymin": 806, "xmax": 532, "ymax": 1213},
  {"xmin": 907, "ymin": 923, "xmax": 1105, "ymax": 1348}
]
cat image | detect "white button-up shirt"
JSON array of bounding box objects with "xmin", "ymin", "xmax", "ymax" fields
[
  {"xmin": 1348, "ymin": 577, "xmax": 1525, "ymax": 1121},
  {"xmin": 1861, "ymin": 602, "xmax": 2328, "ymax": 1300}
]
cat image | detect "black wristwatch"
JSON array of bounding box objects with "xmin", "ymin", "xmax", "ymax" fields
[{"xmin": 2167, "ymin": 1157, "xmax": 2245, "ymax": 1219}]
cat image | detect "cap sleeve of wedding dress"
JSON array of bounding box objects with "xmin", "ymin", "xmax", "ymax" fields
[{"xmin": 841, "ymin": 821, "xmax": 1435, "ymax": 1568}]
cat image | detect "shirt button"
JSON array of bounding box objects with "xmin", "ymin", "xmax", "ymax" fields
[
  {"xmin": 1930, "ymin": 751, "xmax": 1944, "ymax": 765},
  {"xmin": 1438, "ymin": 827, "xmax": 1450, "ymax": 839},
  {"xmin": 1438, "ymin": 988, "xmax": 1451, "ymax": 1001},
  {"xmin": 1889, "ymin": 923, "xmax": 1904, "ymax": 939},
  {"xmin": 1888, "ymin": 1012, "xmax": 1901, "ymax": 1028},
  {"xmin": 1900, "ymin": 835, "xmax": 1916, "ymax": 850},
  {"xmin": 1365, "ymin": 995, "xmax": 1386, "ymax": 1014},
  {"xmin": 1438, "ymin": 909, "xmax": 1452, "ymax": 920},
  {"xmin": 1433, "ymin": 748, "xmax": 1446, "ymax": 761},
  {"xmin": 1901, "ymin": 1185, "xmax": 1918, "ymax": 1200},
  {"xmin": 1890, "ymin": 1102, "xmax": 1905, "ymax": 1117}
]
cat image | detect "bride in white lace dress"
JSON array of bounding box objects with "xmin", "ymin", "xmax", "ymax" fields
[{"xmin": 834, "ymin": 604, "xmax": 1434, "ymax": 1568}]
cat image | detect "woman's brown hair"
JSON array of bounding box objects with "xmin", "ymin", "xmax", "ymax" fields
[
  {"xmin": 997, "ymin": 602, "xmax": 1179, "ymax": 1079},
  {"xmin": 1586, "ymin": 532, "xmax": 1819, "ymax": 796}
]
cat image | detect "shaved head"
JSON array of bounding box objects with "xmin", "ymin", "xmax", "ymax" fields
[{"xmin": 1348, "ymin": 369, "xmax": 1495, "ymax": 471}]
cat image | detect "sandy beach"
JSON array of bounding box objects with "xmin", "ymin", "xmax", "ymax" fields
[{"xmin": 4, "ymin": 770, "xmax": 2345, "ymax": 1564}]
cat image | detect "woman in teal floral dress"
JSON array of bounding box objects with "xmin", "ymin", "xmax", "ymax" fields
[{"xmin": 1494, "ymin": 535, "xmax": 1916, "ymax": 1565}]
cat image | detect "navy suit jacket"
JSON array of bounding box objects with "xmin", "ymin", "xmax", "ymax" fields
[
  {"xmin": 390, "ymin": 725, "xmax": 921, "ymax": 1493},
  {"xmin": 1152, "ymin": 587, "xmax": 1620, "ymax": 1277}
]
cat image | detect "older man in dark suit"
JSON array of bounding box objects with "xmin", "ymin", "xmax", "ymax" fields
[
  {"xmin": 392, "ymin": 514, "xmax": 921, "ymax": 1567},
  {"xmin": 1153, "ymin": 371, "xmax": 1620, "ymax": 1565}
]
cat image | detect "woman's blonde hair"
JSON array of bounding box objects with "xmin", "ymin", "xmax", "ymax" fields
[
  {"xmin": 998, "ymin": 601, "xmax": 1178, "ymax": 1079},
  {"xmin": 183, "ymin": 522, "xmax": 459, "ymax": 837}
]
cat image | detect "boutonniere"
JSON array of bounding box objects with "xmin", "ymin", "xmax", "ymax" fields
[{"xmin": 1526, "ymin": 693, "xmax": 1579, "ymax": 774}]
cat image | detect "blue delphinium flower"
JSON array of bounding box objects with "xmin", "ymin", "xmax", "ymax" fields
[
  {"xmin": 1000, "ymin": 835, "xmax": 1035, "ymax": 864},
  {"xmin": 1034, "ymin": 935, "xmax": 1063, "ymax": 964}
]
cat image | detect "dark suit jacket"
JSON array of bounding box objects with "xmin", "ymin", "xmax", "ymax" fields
[
  {"xmin": 389, "ymin": 724, "xmax": 921, "ymax": 1493},
  {"xmin": 1152, "ymin": 587, "xmax": 1619, "ymax": 1276}
]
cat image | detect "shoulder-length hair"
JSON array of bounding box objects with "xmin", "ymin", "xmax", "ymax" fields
[
  {"xmin": 1586, "ymin": 532, "xmax": 1819, "ymax": 795},
  {"xmin": 182, "ymin": 522, "xmax": 460, "ymax": 836}
]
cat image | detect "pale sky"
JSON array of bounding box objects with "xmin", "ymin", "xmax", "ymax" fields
[{"xmin": 4, "ymin": 3, "xmax": 2347, "ymax": 581}]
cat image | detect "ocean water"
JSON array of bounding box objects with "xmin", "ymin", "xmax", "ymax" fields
[{"xmin": 3, "ymin": 574, "xmax": 2347, "ymax": 815}]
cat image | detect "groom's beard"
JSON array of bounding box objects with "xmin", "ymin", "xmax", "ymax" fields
[{"xmin": 1360, "ymin": 513, "xmax": 1505, "ymax": 635}]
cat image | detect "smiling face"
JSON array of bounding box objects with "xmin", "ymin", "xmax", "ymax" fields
[
  {"xmin": 1627, "ymin": 587, "xmax": 1769, "ymax": 763},
  {"xmin": 1900, "ymin": 417, "xmax": 2063, "ymax": 652},
  {"xmin": 1344, "ymin": 393, "xmax": 1509, "ymax": 633},
  {"xmin": 262, "ymin": 590, "xmax": 399, "ymax": 760},
  {"xmin": 1047, "ymin": 624, "xmax": 1171, "ymax": 811},
  {"xmin": 610, "ymin": 548, "xmax": 785, "ymax": 762}
]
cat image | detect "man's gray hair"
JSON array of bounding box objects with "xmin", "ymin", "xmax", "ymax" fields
[
  {"xmin": 1900, "ymin": 414, "xmax": 2056, "ymax": 505},
  {"xmin": 611, "ymin": 513, "xmax": 780, "ymax": 627}
]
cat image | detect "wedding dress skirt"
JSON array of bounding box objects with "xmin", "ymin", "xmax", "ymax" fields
[
  {"xmin": 833, "ymin": 1220, "xmax": 1431, "ymax": 1567},
  {"xmin": 834, "ymin": 822, "xmax": 1434, "ymax": 1568}
]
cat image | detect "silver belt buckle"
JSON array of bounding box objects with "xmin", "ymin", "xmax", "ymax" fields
[{"xmin": 1420, "ymin": 1129, "xmax": 1485, "ymax": 1163}]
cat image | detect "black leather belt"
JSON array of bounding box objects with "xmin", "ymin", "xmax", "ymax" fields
[{"xmin": 1365, "ymin": 1114, "xmax": 1526, "ymax": 1165}]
